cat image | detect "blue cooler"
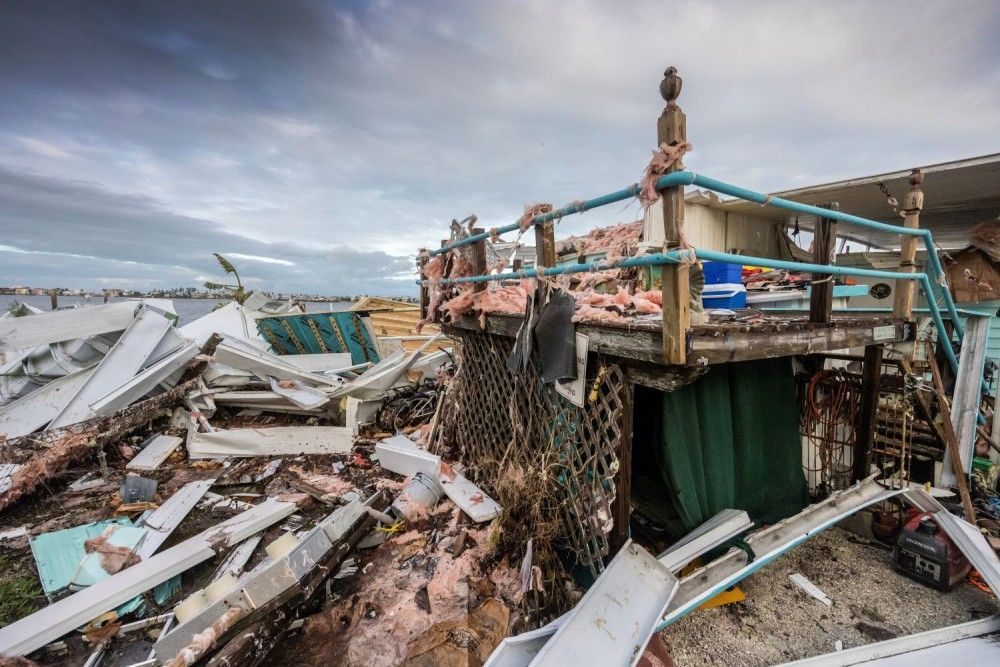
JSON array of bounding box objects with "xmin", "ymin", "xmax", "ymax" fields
[
  {"xmin": 702, "ymin": 261, "xmax": 743, "ymax": 285},
  {"xmin": 702, "ymin": 282, "xmax": 747, "ymax": 309}
]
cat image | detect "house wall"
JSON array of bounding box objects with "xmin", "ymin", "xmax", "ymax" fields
[{"xmin": 643, "ymin": 200, "xmax": 784, "ymax": 257}]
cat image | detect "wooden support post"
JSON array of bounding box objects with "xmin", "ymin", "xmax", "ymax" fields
[
  {"xmin": 49, "ymin": 289, "xmax": 58, "ymax": 310},
  {"xmin": 418, "ymin": 255, "xmax": 429, "ymax": 320},
  {"xmin": 893, "ymin": 169, "xmax": 924, "ymax": 320},
  {"xmin": 927, "ymin": 351, "xmax": 977, "ymax": 523},
  {"xmin": 610, "ymin": 381, "xmax": 633, "ymax": 556},
  {"xmin": 534, "ymin": 221, "xmax": 556, "ymax": 268},
  {"xmin": 853, "ymin": 344, "xmax": 883, "ymax": 482},
  {"xmin": 658, "ymin": 66, "xmax": 689, "ymax": 365},
  {"xmin": 809, "ymin": 203, "xmax": 838, "ymax": 324},
  {"xmin": 471, "ymin": 227, "xmax": 487, "ymax": 293}
]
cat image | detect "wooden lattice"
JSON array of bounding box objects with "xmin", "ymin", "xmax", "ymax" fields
[{"xmin": 434, "ymin": 329, "xmax": 625, "ymax": 577}]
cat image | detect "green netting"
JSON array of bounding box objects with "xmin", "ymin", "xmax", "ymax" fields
[{"xmin": 637, "ymin": 357, "xmax": 807, "ymax": 536}]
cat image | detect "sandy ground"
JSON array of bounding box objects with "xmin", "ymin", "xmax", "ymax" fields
[{"xmin": 661, "ymin": 527, "xmax": 997, "ymax": 666}]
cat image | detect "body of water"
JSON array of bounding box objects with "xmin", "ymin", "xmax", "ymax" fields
[{"xmin": 0, "ymin": 295, "xmax": 352, "ymax": 326}]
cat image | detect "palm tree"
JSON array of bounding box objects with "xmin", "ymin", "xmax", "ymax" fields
[{"xmin": 204, "ymin": 253, "xmax": 248, "ymax": 304}]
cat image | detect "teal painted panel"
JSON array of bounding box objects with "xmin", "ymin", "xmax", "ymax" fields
[
  {"xmin": 29, "ymin": 518, "xmax": 132, "ymax": 596},
  {"xmin": 255, "ymin": 312, "xmax": 380, "ymax": 364}
]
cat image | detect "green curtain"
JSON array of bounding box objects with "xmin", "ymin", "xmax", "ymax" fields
[{"xmin": 652, "ymin": 357, "xmax": 807, "ymax": 533}]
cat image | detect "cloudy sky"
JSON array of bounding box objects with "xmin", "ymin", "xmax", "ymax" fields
[{"xmin": 0, "ymin": 1, "xmax": 997, "ymax": 296}]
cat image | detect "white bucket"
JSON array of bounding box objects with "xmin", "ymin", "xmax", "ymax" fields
[{"xmin": 391, "ymin": 472, "xmax": 444, "ymax": 521}]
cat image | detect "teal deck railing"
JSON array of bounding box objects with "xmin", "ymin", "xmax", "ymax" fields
[{"xmin": 419, "ymin": 170, "xmax": 965, "ymax": 374}]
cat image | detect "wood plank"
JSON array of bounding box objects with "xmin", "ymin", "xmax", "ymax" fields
[{"xmin": 610, "ymin": 380, "xmax": 632, "ymax": 555}]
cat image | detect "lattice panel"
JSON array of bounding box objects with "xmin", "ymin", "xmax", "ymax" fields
[{"xmin": 434, "ymin": 329, "xmax": 625, "ymax": 577}]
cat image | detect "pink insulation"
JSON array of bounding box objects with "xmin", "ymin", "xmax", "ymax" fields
[{"xmin": 639, "ymin": 141, "xmax": 692, "ymax": 207}]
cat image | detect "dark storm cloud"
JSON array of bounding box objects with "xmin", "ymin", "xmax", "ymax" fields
[{"xmin": 0, "ymin": 0, "xmax": 997, "ymax": 293}]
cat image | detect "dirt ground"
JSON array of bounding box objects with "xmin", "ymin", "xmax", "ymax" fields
[{"xmin": 661, "ymin": 526, "xmax": 997, "ymax": 666}]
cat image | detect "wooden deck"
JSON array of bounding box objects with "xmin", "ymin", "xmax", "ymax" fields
[{"xmin": 444, "ymin": 310, "xmax": 913, "ymax": 367}]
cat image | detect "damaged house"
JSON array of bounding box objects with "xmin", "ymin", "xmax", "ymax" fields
[{"xmin": 0, "ymin": 69, "xmax": 997, "ymax": 667}]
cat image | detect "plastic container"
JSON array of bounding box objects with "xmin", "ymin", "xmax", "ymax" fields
[
  {"xmin": 391, "ymin": 472, "xmax": 445, "ymax": 521},
  {"xmin": 702, "ymin": 283, "xmax": 747, "ymax": 309},
  {"xmin": 702, "ymin": 261, "xmax": 744, "ymax": 285}
]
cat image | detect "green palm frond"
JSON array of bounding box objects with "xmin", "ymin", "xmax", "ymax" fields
[{"xmin": 213, "ymin": 253, "xmax": 238, "ymax": 276}]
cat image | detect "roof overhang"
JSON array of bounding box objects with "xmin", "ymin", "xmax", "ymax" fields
[{"xmin": 720, "ymin": 153, "xmax": 1000, "ymax": 250}]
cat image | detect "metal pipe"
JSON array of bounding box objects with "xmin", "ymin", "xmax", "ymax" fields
[{"xmin": 426, "ymin": 173, "xmax": 696, "ymax": 256}]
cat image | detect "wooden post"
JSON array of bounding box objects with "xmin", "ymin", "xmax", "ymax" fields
[
  {"xmin": 471, "ymin": 227, "xmax": 488, "ymax": 293},
  {"xmin": 853, "ymin": 344, "xmax": 883, "ymax": 482},
  {"xmin": 809, "ymin": 203, "xmax": 838, "ymax": 324},
  {"xmin": 893, "ymin": 169, "xmax": 924, "ymax": 319},
  {"xmin": 418, "ymin": 254, "xmax": 429, "ymax": 320},
  {"xmin": 658, "ymin": 67, "xmax": 689, "ymax": 365},
  {"xmin": 610, "ymin": 381, "xmax": 633, "ymax": 556},
  {"xmin": 534, "ymin": 221, "xmax": 556, "ymax": 269},
  {"xmin": 48, "ymin": 289, "xmax": 58, "ymax": 310}
]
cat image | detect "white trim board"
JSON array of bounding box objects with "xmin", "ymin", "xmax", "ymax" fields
[
  {"xmin": 0, "ymin": 365, "xmax": 96, "ymax": 439},
  {"xmin": 136, "ymin": 479, "xmax": 214, "ymax": 559},
  {"xmin": 213, "ymin": 339, "xmax": 343, "ymax": 389},
  {"xmin": 89, "ymin": 341, "xmax": 200, "ymax": 417},
  {"xmin": 0, "ymin": 498, "xmax": 295, "ymax": 657},
  {"xmin": 942, "ymin": 313, "xmax": 990, "ymax": 485},
  {"xmin": 777, "ymin": 614, "xmax": 1000, "ymax": 666},
  {"xmin": 0, "ymin": 302, "xmax": 138, "ymax": 354},
  {"xmin": 187, "ymin": 426, "xmax": 352, "ymax": 459},
  {"xmin": 126, "ymin": 435, "xmax": 184, "ymax": 471},
  {"xmin": 49, "ymin": 308, "xmax": 172, "ymax": 429},
  {"xmin": 529, "ymin": 541, "xmax": 678, "ymax": 667}
]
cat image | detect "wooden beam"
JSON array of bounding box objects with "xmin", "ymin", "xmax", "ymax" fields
[
  {"xmin": 471, "ymin": 227, "xmax": 488, "ymax": 293},
  {"xmin": 657, "ymin": 67, "xmax": 689, "ymax": 365},
  {"xmin": 610, "ymin": 381, "xmax": 633, "ymax": 556},
  {"xmin": 892, "ymin": 169, "xmax": 925, "ymax": 319},
  {"xmin": 853, "ymin": 344, "xmax": 883, "ymax": 482},
  {"xmin": 534, "ymin": 221, "xmax": 556, "ymax": 268},
  {"xmin": 445, "ymin": 315, "xmax": 912, "ymax": 367},
  {"xmin": 809, "ymin": 203, "xmax": 838, "ymax": 324},
  {"xmin": 926, "ymin": 351, "xmax": 977, "ymax": 523}
]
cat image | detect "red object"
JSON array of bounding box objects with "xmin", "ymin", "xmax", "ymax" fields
[
  {"xmin": 894, "ymin": 512, "xmax": 971, "ymax": 590},
  {"xmin": 352, "ymin": 453, "xmax": 371, "ymax": 469}
]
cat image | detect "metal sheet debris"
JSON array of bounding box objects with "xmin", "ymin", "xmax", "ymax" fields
[{"xmin": 187, "ymin": 426, "xmax": 353, "ymax": 459}]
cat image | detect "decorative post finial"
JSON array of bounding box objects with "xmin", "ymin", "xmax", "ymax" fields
[
  {"xmin": 659, "ymin": 66, "xmax": 683, "ymax": 107},
  {"xmin": 908, "ymin": 168, "xmax": 924, "ymax": 187}
]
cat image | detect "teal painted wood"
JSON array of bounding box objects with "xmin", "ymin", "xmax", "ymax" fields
[{"xmin": 255, "ymin": 311, "xmax": 380, "ymax": 364}]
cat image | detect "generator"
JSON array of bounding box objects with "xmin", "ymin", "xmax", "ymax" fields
[{"xmin": 893, "ymin": 512, "xmax": 970, "ymax": 591}]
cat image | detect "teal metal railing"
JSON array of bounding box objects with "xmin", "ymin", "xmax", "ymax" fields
[{"xmin": 420, "ymin": 170, "xmax": 965, "ymax": 373}]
